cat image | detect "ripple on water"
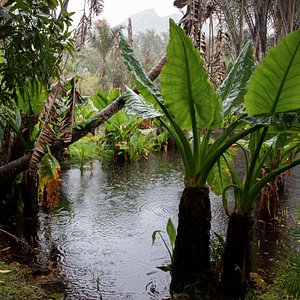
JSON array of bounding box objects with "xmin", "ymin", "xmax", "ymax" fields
[{"xmin": 50, "ymin": 154, "xmax": 230, "ymax": 299}]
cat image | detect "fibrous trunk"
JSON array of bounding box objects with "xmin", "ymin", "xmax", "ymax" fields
[
  {"xmin": 258, "ymin": 169, "xmax": 285, "ymax": 229},
  {"xmin": 170, "ymin": 186, "xmax": 211, "ymax": 294},
  {"xmin": 221, "ymin": 211, "xmax": 254, "ymax": 298}
]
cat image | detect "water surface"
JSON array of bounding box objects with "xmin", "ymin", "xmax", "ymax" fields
[{"xmin": 51, "ymin": 153, "xmax": 227, "ymax": 299}]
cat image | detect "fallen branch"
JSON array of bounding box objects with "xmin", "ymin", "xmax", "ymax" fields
[
  {"xmin": 0, "ymin": 228, "xmax": 35, "ymax": 252},
  {"xmin": 0, "ymin": 55, "xmax": 166, "ymax": 187}
]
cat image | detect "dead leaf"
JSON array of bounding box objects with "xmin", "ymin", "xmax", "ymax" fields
[
  {"xmin": 0, "ymin": 246, "xmax": 11, "ymax": 252},
  {"xmin": 0, "ymin": 269, "xmax": 12, "ymax": 274}
]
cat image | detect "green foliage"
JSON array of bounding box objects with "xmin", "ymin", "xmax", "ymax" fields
[
  {"xmin": 218, "ymin": 41, "xmax": 255, "ymax": 115},
  {"xmin": 161, "ymin": 20, "xmax": 222, "ymax": 130},
  {"xmin": 271, "ymin": 211, "xmax": 300, "ymax": 300},
  {"xmin": 0, "ymin": 103, "xmax": 27, "ymax": 149},
  {"xmin": 152, "ymin": 218, "xmax": 176, "ymax": 267},
  {"xmin": 207, "ymin": 150, "xmax": 234, "ymax": 196},
  {"xmin": 91, "ymin": 87, "xmax": 121, "ymax": 110},
  {"xmin": 0, "ymin": 0, "xmax": 74, "ymax": 105},
  {"xmin": 67, "ymin": 135, "xmax": 99, "ymax": 167},
  {"xmin": 104, "ymin": 110, "xmax": 155, "ymax": 162},
  {"xmin": 210, "ymin": 232, "xmax": 225, "ymax": 266},
  {"xmin": 124, "ymin": 88, "xmax": 162, "ymax": 119},
  {"xmin": 120, "ymin": 19, "xmax": 260, "ymax": 187},
  {"xmin": 221, "ymin": 29, "xmax": 300, "ymax": 214},
  {"xmin": 245, "ymin": 30, "xmax": 300, "ymax": 115},
  {"xmin": 0, "ymin": 261, "xmax": 44, "ymax": 299},
  {"xmin": 133, "ymin": 29, "xmax": 168, "ymax": 71}
]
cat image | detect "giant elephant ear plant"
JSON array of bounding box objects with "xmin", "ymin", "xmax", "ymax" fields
[
  {"xmin": 220, "ymin": 29, "xmax": 300, "ymax": 298},
  {"xmin": 120, "ymin": 19, "xmax": 261, "ymax": 294}
]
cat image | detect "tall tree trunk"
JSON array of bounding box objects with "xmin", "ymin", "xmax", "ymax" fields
[
  {"xmin": 221, "ymin": 211, "xmax": 254, "ymax": 299},
  {"xmin": 127, "ymin": 18, "xmax": 133, "ymax": 47},
  {"xmin": 170, "ymin": 186, "xmax": 211, "ymax": 294}
]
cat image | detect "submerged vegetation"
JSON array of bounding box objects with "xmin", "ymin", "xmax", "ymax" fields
[{"xmin": 0, "ymin": 0, "xmax": 300, "ymax": 299}]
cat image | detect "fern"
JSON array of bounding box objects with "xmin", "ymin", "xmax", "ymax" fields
[{"xmin": 275, "ymin": 210, "xmax": 300, "ymax": 299}]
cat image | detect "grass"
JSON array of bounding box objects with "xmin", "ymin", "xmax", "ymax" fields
[
  {"xmin": 0, "ymin": 259, "xmax": 65, "ymax": 300},
  {"xmin": 0, "ymin": 261, "xmax": 45, "ymax": 300}
]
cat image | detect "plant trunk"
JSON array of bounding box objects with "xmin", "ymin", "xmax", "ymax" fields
[
  {"xmin": 221, "ymin": 211, "xmax": 254, "ymax": 299},
  {"xmin": 170, "ymin": 186, "xmax": 211, "ymax": 294},
  {"xmin": 258, "ymin": 169, "xmax": 285, "ymax": 229}
]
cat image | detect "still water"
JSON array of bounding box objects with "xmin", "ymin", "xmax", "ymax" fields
[
  {"xmin": 1, "ymin": 153, "xmax": 298, "ymax": 299},
  {"xmin": 50, "ymin": 152, "xmax": 227, "ymax": 299}
]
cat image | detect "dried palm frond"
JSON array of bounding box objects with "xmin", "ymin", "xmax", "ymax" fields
[
  {"xmin": 59, "ymin": 79, "xmax": 78, "ymax": 143},
  {"xmin": 208, "ymin": 27, "xmax": 228, "ymax": 87},
  {"xmin": 0, "ymin": 0, "xmax": 7, "ymax": 6},
  {"xmin": 173, "ymin": 0, "xmax": 191, "ymax": 9},
  {"xmin": 62, "ymin": 0, "xmax": 69, "ymax": 13},
  {"xmin": 177, "ymin": 0, "xmax": 218, "ymax": 53},
  {"xmin": 273, "ymin": 0, "xmax": 300, "ymax": 44},
  {"xmin": 74, "ymin": 0, "xmax": 104, "ymax": 50},
  {"xmin": 74, "ymin": 12, "xmax": 90, "ymax": 50},
  {"xmin": 29, "ymin": 78, "xmax": 78, "ymax": 171},
  {"xmin": 29, "ymin": 84, "xmax": 64, "ymax": 171},
  {"xmin": 127, "ymin": 18, "xmax": 133, "ymax": 47},
  {"xmin": 88, "ymin": 0, "xmax": 104, "ymax": 17}
]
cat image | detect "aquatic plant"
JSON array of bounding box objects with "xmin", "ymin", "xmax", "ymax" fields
[{"xmin": 152, "ymin": 218, "xmax": 176, "ymax": 269}]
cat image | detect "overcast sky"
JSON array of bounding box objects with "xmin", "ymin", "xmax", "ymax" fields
[{"xmin": 68, "ymin": 0, "xmax": 180, "ymax": 27}]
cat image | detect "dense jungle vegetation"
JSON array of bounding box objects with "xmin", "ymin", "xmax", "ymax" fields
[{"xmin": 0, "ymin": 0, "xmax": 300, "ymax": 299}]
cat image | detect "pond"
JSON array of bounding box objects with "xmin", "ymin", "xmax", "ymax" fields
[
  {"xmin": 0, "ymin": 152, "xmax": 299, "ymax": 299},
  {"xmin": 50, "ymin": 152, "xmax": 227, "ymax": 299}
]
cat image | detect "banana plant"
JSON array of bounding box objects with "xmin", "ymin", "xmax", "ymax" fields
[
  {"xmin": 120, "ymin": 19, "xmax": 261, "ymax": 294},
  {"xmin": 220, "ymin": 29, "xmax": 300, "ymax": 298},
  {"xmin": 38, "ymin": 146, "xmax": 61, "ymax": 211}
]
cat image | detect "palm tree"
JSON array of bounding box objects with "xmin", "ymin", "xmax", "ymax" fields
[
  {"xmin": 272, "ymin": 0, "xmax": 300, "ymax": 44},
  {"xmin": 88, "ymin": 19, "xmax": 124, "ymax": 77}
]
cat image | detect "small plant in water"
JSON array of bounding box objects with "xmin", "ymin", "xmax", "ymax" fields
[{"xmin": 152, "ymin": 218, "xmax": 176, "ymax": 271}]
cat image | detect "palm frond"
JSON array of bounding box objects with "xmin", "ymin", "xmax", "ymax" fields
[
  {"xmin": 29, "ymin": 84, "xmax": 64, "ymax": 171},
  {"xmin": 59, "ymin": 79, "xmax": 78, "ymax": 143},
  {"xmin": 29, "ymin": 79, "xmax": 78, "ymax": 171},
  {"xmin": 173, "ymin": 0, "xmax": 190, "ymax": 9},
  {"xmin": 73, "ymin": 0, "xmax": 104, "ymax": 50},
  {"xmin": 74, "ymin": 12, "xmax": 90, "ymax": 50},
  {"xmin": 208, "ymin": 26, "xmax": 228, "ymax": 87},
  {"xmin": 88, "ymin": 0, "xmax": 104, "ymax": 17}
]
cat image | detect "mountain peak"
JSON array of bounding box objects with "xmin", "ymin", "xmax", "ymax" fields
[{"xmin": 122, "ymin": 9, "xmax": 181, "ymax": 34}]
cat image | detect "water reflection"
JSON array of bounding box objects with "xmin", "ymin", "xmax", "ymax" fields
[
  {"xmin": 1, "ymin": 154, "xmax": 298, "ymax": 299},
  {"xmin": 51, "ymin": 152, "xmax": 227, "ymax": 299}
]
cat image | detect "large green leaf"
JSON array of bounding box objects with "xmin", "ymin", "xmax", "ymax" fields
[
  {"xmin": 245, "ymin": 29, "xmax": 300, "ymax": 115},
  {"xmin": 119, "ymin": 35, "xmax": 162, "ymax": 107},
  {"xmin": 119, "ymin": 29, "xmax": 195, "ymax": 175},
  {"xmin": 217, "ymin": 41, "xmax": 255, "ymax": 115},
  {"xmin": 161, "ymin": 19, "xmax": 222, "ymax": 129},
  {"xmin": 244, "ymin": 109, "xmax": 300, "ymax": 129},
  {"xmin": 124, "ymin": 87, "xmax": 162, "ymax": 119}
]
